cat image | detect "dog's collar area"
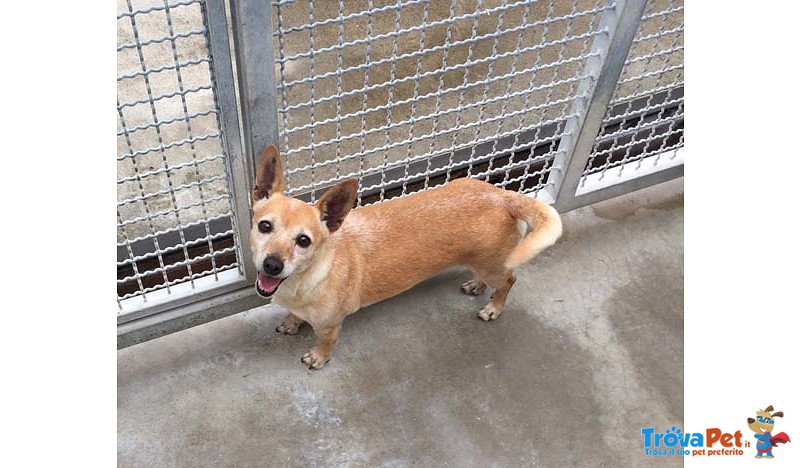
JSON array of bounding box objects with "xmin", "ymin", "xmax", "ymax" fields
[{"xmin": 255, "ymin": 272, "xmax": 284, "ymax": 297}]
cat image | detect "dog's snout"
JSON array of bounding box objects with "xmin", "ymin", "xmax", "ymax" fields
[
  {"xmin": 263, "ymin": 256, "xmax": 284, "ymax": 276},
  {"xmin": 747, "ymin": 418, "xmax": 755, "ymax": 424}
]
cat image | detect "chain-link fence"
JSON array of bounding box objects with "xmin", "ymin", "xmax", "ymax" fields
[
  {"xmin": 117, "ymin": 0, "xmax": 683, "ymax": 347},
  {"xmin": 117, "ymin": 0, "xmax": 255, "ymax": 323},
  {"xmin": 273, "ymin": 0, "xmax": 610, "ymax": 204},
  {"xmin": 580, "ymin": 0, "xmax": 682, "ymax": 193}
]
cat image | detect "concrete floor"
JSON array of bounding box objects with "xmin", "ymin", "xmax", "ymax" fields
[{"xmin": 118, "ymin": 178, "xmax": 683, "ymax": 468}]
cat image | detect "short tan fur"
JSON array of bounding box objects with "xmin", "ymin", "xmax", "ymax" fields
[{"xmin": 250, "ymin": 145, "xmax": 563, "ymax": 369}]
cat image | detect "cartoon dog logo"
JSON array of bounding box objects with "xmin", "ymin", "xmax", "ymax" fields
[{"xmin": 747, "ymin": 405, "xmax": 791, "ymax": 459}]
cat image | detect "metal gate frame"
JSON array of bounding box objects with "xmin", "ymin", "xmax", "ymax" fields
[
  {"xmin": 118, "ymin": 0, "xmax": 682, "ymax": 348},
  {"xmin": 117, "ymin": 0, "xmax": 264, "ymax": 346}
]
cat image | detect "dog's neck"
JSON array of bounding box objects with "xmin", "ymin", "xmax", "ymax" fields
[{"xmin": 273, "ymin": 238, "xmax": 336, "ymax": 306}]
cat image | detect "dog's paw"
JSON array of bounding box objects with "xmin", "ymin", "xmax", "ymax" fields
[
  {"xmin": 461, "ymin": 279, "xmax": 487, "ymax": 296},
  {"xmin": 276, "ymin": 323, "xmax": 300, "ymax": 335},
  {"xmin": 276, "ymin": 315, "xmax": 302, "ymax": 335},
  {"xmin": 478, "ymin": 303, "xmax": 502, "ymax": 321},
  {"xmin": 301, "ymin": 348, "xmax": 330, "ymax": 370}
]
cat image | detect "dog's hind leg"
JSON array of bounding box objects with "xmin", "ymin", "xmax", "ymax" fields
[
  {"xmin": 477, "ymin": 270, "xmax": 516, "ymax": 321},
  {"xmin": 460, "ymin": 271, "xmax": 487, "ymax": 296},
  {"xmin": 276, "ymin": 312, "xmax": 304, "ymax": 335}
]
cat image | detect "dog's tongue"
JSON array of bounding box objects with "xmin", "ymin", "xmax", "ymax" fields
[{"xmin": 257, "ymin": 272, "xmax": 282, "ymax": 293}]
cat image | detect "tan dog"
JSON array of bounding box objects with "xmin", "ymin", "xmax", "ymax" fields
[{"xmin": 250, "ymin": 145, "xmax": 562, "ymax": 369}]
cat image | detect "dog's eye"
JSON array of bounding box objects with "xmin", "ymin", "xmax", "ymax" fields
[
  {"xmin": 296, "ymin": 234, "xmax": 311, "ymax": 248},
  {"xmin": 258, "ymin": 221, "xmax": 272, "ymax": 233}
]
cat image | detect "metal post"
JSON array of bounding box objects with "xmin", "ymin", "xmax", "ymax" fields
[
  {"xmin": 547, "ymin": 0, "xmax": 648, "ymax": 213},
  {"xmin": 229, "ymin": 0, "xmax": 281, "ymax": 179},
  {"xmin": 117, "ymin": 0, "xmax": 278, "ymax": 349},
  {"xmin": 205, "ymin": 0, "xmax": 256, "ymax": 283}
]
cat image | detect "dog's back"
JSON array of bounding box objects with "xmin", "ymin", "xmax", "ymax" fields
[{"xmin": 338, "ymin": 178, "xmax": 561, "ymax": 307}]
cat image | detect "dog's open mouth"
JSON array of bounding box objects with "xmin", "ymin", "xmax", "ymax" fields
[{"xmin": 255, "ymin": 272, "xmax": 284, "ymax": 298}]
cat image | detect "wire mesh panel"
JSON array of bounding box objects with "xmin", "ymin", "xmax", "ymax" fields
[
  {"xmin": 117, "ymin": 0, "xmax": 244, "ymax": 316},
  {"xmin": 271, "ymin": 0, "xmax": 615, "ymax": 205},
  {"xmin": 579, "ymin": 0, "xmax": 683, "ymax": 192},
  {"xmin": 118, "ymin": 0, "xmax": 684, "ymax": 347}
]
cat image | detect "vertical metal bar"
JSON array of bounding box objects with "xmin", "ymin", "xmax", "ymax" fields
[
  {"xmin": 435, "ymin": 0, "xmax": 458, "ymax": 184},
  {"xmin": 548, "ymin": 0, "xmax": 647, "ymax": 213},
  {"xmin": 229, "ymin": 0, "xmax": 281, "ymax": 185},
  {"xmin": 124, "ymin": 0, "xmax": 185, "ymax": 294},
  {"xmin": 306, "ymin": 1, "xmax": 319, "ymax": 202},
  {"xmin": 356, "ymin": 0, "xmax": 375, "ymax": 205},
  {"xmin": 334, "ymin": 0, "xmax": 346, "ymax": 190},
  {"xmin": 405, "ymin": 0, "xmax": 429, "ymax": 194},
  {"xmin": 474, "ymin": 0, "xmax": 507, "ymax": 184},
  {"xmin": 378, "ymin": 0, "xmax": 403, "ymax": 202},
  {"xmin": 456, "ymin": 0, "xmax": 485, "ymax": 180},
  {"xmin": 164, "ymin": 0, "xmax": 219, "ymax": 284},
  {"xmin": 496, "ymin": 0, "xmax": 533, "ymax": 190},
  {"xmin": 205, "ymin": 0, "xmax": 257, "ymax": 282},
  {"xmin": 583, "ymin": 2, "xmax": 684, "ymax": 188}
]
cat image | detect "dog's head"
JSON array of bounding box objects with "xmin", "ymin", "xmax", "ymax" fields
[
  {"xmin": 747, "ymin": 405, "xmax": 783, "ymax": 434},
  {"xmin": 249, "ymin": 145, "xmax": 358, "ymax": 298}
]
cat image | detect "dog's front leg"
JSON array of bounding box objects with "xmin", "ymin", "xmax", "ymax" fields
[
  {"xmin": 275, "ymin": 312, "xmax": 304, "ymax": 335},
  {"xmin": 301, "ymin": 320, "xmax": 342, "ymax": 370}
]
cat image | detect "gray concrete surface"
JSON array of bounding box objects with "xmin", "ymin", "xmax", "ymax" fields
[{"xmin": 118, "ymin": 178, "xmax": 683, "ymax": 468}]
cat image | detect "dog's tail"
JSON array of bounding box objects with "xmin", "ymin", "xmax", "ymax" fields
[{"xmin": 502, "ymin": 192, "xmax": 563, "ymax": 270}]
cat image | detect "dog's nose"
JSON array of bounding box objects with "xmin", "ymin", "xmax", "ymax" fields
[{"xmin": 263, "ymin": 256, "xmax": 284, "ymax": 276}]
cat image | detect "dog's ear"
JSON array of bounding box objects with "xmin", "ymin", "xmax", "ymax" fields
[
  {"xmin": 252, "ymin": 145, "xmax": 285, "ymax": 202},
  {"xmin": 772, "ymin": 411, "xmax": 784, "ymax": 418},
  {"xmin": 765, "ymin": 405, "xmax": 774, "ymax": 413},
  {"xmin": 316, "ymin": 179, "xmax": 358, "ymax": 233}
]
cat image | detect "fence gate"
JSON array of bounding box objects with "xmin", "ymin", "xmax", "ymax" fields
[{"xmin": 117, "ymin": 0, "xmax": 683, "ymax": 348}]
